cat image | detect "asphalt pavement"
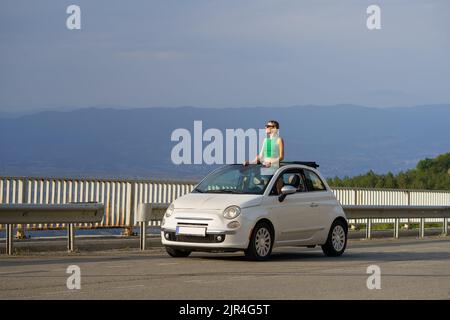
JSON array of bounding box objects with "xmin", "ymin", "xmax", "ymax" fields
[{"xmin": 0, "ymin": 236, "xmax": 449, "ymax": 299}]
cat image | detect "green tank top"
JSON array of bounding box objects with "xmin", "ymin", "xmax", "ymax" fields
[{"xmin": 263, "ymin": 136, "xmax": 280, "ymax": 158}]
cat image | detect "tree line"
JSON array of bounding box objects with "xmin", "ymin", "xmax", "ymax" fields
[{"xmin": 327, "ymin": 152, "xmax": 450, "ymax": 190}]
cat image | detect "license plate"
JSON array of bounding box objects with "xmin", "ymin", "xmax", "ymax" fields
[{"xmin": 176, "ymin": 226, "xmax": 206, "ymax": 237}]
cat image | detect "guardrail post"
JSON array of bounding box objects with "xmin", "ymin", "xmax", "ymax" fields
[
  {"xmin": 443, "ymin": 218, "xmax": 448, "ymax": 236},
  {"xmin": 6, "ymin": 224, "xmax": 13, "ymax": 255},
  {"xmin": 139, "ymin": 221, "xmax": 146, "ymax": 251},
  {"xmin": 67, "ymin": 223, "xmax": 75, "ymax": 252},
  {"xmin": 122, "ymin": 182, "xmax": 135, "ymax": 237},
  {"xmin": 394, "ymin": 219, "xmax": 399, "ymax": 239},
  {"xmin": 16, "ymin": 178, "xmax": 27, "ymax": 239},
  {"xmin": 405, "ymin": 191, "xmax": 411, "ymax": 231},
  {"xmin": 366, "ymin": 219, "xmax": 372, "ymax": 239},
  {"xmin": 419, "ymin": 219, "xmax": 425, "ymax": 238},
  {"xmin": 137, "ymin": 203, "xmax": 157, "ymax": 251}
]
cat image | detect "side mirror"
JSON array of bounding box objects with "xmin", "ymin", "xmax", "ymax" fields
[
  {"xmin": 281, "ymin": 185, "xmax": 296, "ymax": 195},
  {"xmin": 278, "ymin": 185, "xmax": 296, "ymax": 202}
]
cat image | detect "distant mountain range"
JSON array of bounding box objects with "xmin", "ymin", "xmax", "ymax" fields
[{"xmin": 1, "ymin": 104, "xmax": 450, "ymax": 180}]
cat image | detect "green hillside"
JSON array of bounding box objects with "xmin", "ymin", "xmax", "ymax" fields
[{"xmin": 327, "ymin": 152, "xmax": 450, "ymax": 190}]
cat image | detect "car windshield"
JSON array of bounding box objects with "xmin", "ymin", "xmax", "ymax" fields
[{"xmin": 193, "ymin": 165, "xmax": 274, "ymax": 195}]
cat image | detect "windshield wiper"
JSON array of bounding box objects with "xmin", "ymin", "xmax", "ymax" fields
[
  {"xmin": 192, "ymin": 188, "xmax": 204, "ymax": 193},
  {"xmin": 204, "ymin": 189, "xmax": 244, "ymax": 194}
]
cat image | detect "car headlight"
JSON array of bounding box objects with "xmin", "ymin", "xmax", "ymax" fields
[
  {"xmin": 223, "ymin": 205, "xmax": 241, "ymax": 219},
  {"xmin": 165, "ymin": 203, "xmax": 175, "ymax": 218}
]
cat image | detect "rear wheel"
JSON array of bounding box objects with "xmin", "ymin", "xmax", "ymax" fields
[
  {"xmin": 321, "ymin": 220, "xmax": 347, "ymax": 257},
  {"xmin": 165, "ymin": 246, "xmax": 192, "ymax": 258},
  {"xmin": 245, "ymin": 222, "xmax": 273, "ymax": 261}
]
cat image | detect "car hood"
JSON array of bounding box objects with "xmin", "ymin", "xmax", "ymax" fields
[{"xmin": 173, "ymin": 193, "xmax": 263, "ymax": 210}]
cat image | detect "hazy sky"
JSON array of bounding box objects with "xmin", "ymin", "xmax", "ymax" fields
[{"xmin": 1, "ymin": 0, "xmax": 449, "ymax": 112}]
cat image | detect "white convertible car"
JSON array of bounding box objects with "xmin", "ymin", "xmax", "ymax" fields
[{"xmin": 161, "ymin": 162, "xmax": 348, "ymax": 260}]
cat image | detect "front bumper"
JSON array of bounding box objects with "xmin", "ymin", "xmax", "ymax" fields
[
  {"xmin": 162, "ymin": 228, "xmax": 228, "ymax": 244},
  {"xmin": 160, "ymin": 208, "xmax": 254, "ymax": 250},
  {"xmin": 160, "ymin": 225, "xmax": 250, "ymax": 250}
]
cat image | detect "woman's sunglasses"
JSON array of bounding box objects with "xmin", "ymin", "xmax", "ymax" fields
[{"xmin": 265, "ymin": 124, "xmax": 275, "ymax": 128}]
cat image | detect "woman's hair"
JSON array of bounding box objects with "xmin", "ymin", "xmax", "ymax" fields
[{"xmin": 268, "ymin": 120, "xmax": 279, "ymax": 129}]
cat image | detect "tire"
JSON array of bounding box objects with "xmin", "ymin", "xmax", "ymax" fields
[
  {"xmin": 245, "ymin": 222, "xmax": 274, "ymax": 261},
  {"xmin": 321, "ymin": 219, "xmax": 348, "ymax": 257},
  {"xmin": 165, "ymin": 246, "xmax": 192, "ymax": 258}
]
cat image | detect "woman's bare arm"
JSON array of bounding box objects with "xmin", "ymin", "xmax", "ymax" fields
[
  {"xmin": 243, "ymin": 143, "xmax": 264, "ymax": 165},
  {"xmin": 278, "ymin": 138, "xmax": 284, "ymax": 162}
]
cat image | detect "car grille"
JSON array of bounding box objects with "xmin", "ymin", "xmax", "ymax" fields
[{"xmin": 165, "ymin": 232, "xmax": 225, "ymax": 243}]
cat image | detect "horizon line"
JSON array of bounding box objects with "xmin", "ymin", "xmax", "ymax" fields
[{"xmin": 2, "ymin": 103, "xmax": 450, "ymax": 117}]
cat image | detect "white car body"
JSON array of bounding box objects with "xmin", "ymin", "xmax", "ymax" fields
[{"xmin": 161, "ymin": 163, "xmax": 347, "ymax": 258}]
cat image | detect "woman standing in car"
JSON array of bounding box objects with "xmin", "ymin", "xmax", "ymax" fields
[{"xmin": 244, "ymin": 120, "xmax": 284, "ymax": 174}]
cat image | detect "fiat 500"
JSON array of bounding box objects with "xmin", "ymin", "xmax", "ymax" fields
[{"xmin": 161, "ymin": 162, "xmax": 348, "ymax": 260}]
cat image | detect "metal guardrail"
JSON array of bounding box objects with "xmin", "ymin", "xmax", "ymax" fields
[
  {"xmin": 0, "ymin": 177, "xmax": 196, "ymax": 231},
  {"xmin": 1, "ymin": 199, "xmax": 449, "ymax": 253},
  {"xmin": 343, "ymin": 205, "xmax": 450, "ymax": 239},
  {"xmin": 0, "ymin": 203, "xmax": 104, "ymax": 255},
  {"xmin": 343, "ymin": 205, "xmax": 450, "ymax": 219},
  {"xmin": 0, "ymin": 176, "xmax": 449, "ymax": 233}
]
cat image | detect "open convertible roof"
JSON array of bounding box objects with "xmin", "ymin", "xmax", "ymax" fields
[
  {"xmin": 231, "ymin": 161, "xmax": 319, "ymax": 169},
  {"xmin": 280, "ymin": 161, "xmax": 319, "ymax": 169}
]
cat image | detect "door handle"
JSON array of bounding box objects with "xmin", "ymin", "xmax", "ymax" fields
[{"xmin": 310, "ymin": 202, "xmax": 319, "ymax": 208}]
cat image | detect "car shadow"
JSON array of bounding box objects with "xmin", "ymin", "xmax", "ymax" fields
[{"xmin": 193, "ymin": 249, "xmax": 450, "ymax": 263}]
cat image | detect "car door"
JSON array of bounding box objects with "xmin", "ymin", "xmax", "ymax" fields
[
  {"xmin": 300, "ymin": 168, "xmax": 333, "ymax": 240},
  {"xmin": 264, "ymin": 169, "xmax": 317, "ymax": 244}
]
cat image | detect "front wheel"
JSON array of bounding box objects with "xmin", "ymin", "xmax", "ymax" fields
[
  {"xmin": 165, "ymin": 246, "xmax": 192, "ymax": 258},
  {"xmin": 245, "ymin": 222, "xmax": 273, "ymax": 261},
  {"xmin": 321, "ymin": 220, "xmax": 347, "ymax": 257}
]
